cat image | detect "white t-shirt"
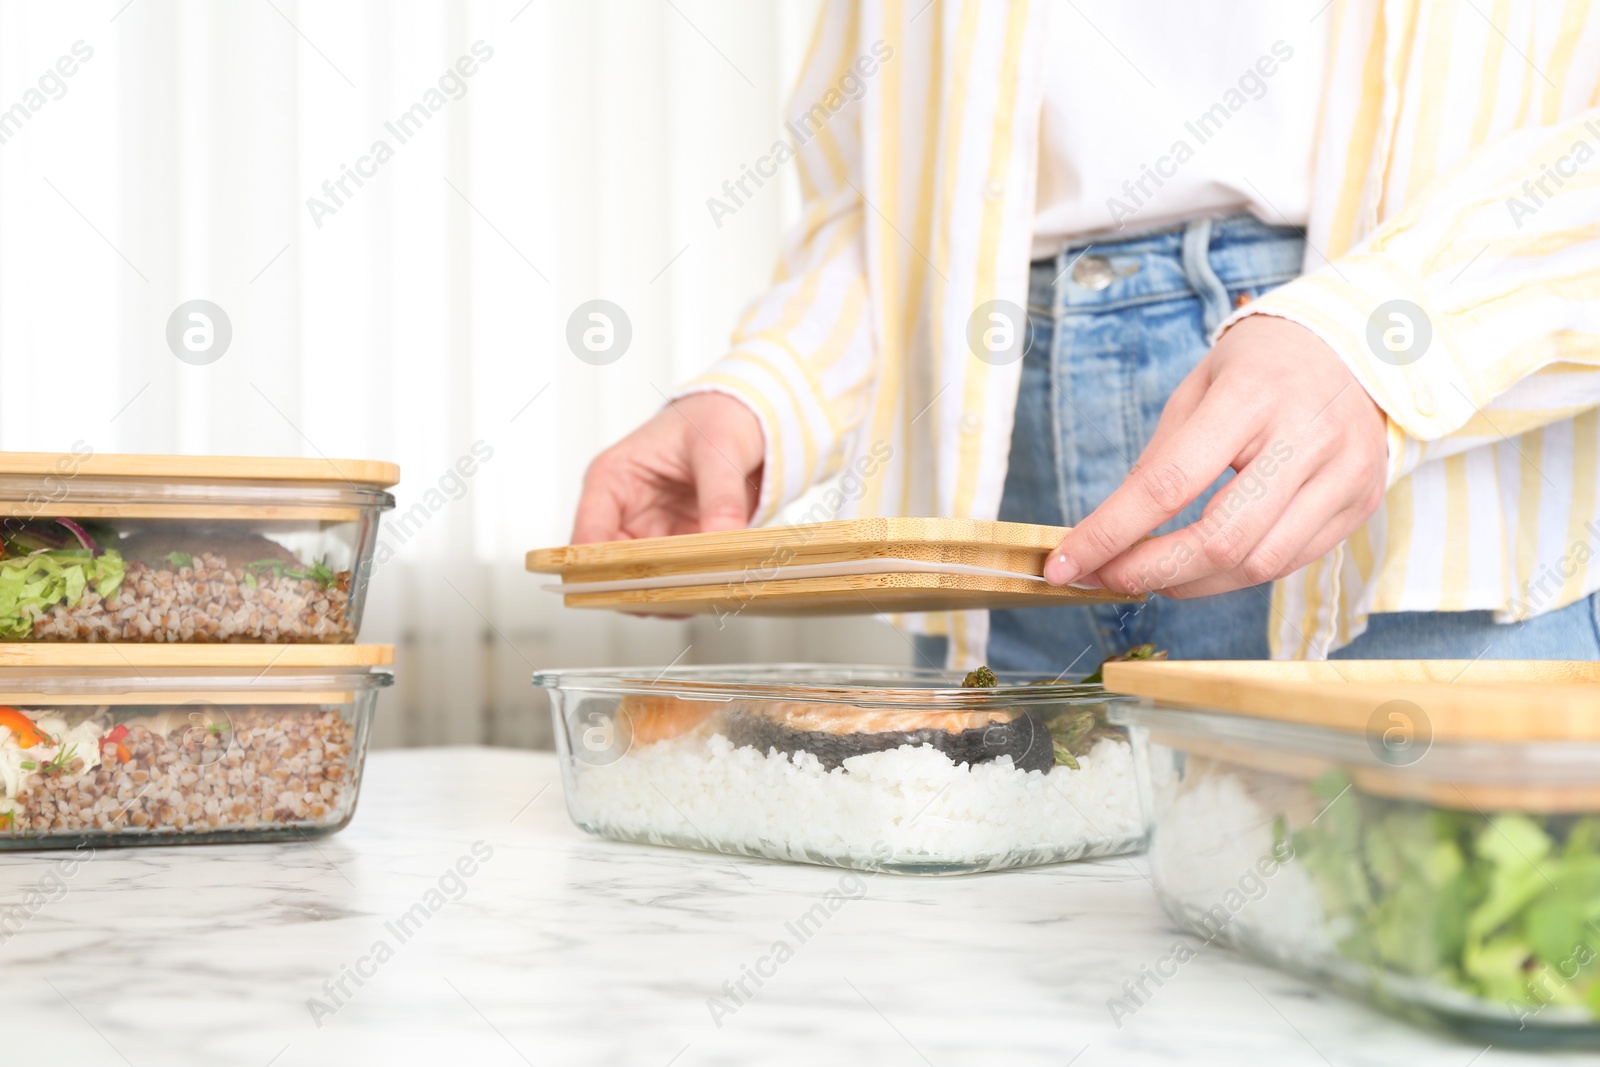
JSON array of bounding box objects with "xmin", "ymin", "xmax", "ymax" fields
[{"xmin": 1032, "ymin": 3, "xmax": 1329, "ymax": 257}]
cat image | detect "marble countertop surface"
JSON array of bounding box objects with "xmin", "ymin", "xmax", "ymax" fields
[{"xmin": 0, "ymin": 747, "xmax": 1590, "ymax": 1067}]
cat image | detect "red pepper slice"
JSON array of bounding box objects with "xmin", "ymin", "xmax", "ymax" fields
[
  {"xmin": 103, "ymin": 724, "xmax": 130, "ymax": 745},
  {"xmin": 0, "ymin": 707, "xmax": 45, "ymax": 749}
]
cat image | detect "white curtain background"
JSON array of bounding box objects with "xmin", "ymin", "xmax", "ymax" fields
[{"xmin": 0, "ymin": 0, "xmax": 911, "ymax": 749}]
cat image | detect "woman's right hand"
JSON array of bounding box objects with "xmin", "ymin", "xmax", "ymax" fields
[{"xmin": 571, "ymin": 391, "xmax": 765, "ymax": 544}]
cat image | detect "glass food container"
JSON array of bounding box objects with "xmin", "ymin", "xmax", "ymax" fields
[
  {"xmin": 1104, "ymin": 659, "xmax": 1600, "ymax": 1048},
  {"xmin": 0, "ymin": 451, "xmax": 398, "ymax": 642},
  {"xmin": 534, "ymin": 664, "xmax": 1145, "ymax": 875},
  {"xmin": 0, "ymin": 644, "xmax": 392, "ymax": 849}
]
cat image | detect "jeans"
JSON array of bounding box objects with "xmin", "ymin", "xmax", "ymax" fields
[{"xmin": 915, "ymin": 213, "xmax": 1600, "ymax": 675}]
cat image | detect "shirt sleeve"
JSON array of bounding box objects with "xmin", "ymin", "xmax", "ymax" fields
[
  {"xmin": 1219, "ymin": 108, "xmax": 1600, "ymax": 485},
  {"xmin": 674, "ymin": 2, "xmax": 879, "ymax": 523}
]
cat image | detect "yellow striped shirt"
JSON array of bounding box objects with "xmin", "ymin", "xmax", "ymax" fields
[{"xmin": 681, "ymin": 0, "xmax": 1600, "ymax": 663}]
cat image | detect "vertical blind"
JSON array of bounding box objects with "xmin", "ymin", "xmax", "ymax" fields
[{"xmin": 0, "ymin": 0, "xmax": 910, "ymax": 749}]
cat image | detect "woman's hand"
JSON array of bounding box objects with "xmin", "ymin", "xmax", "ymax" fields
[
  {"xmin": 572, "ymin": 392, "xmax": 765, "ymax": 544},
  {"xmin": 1043, "ymin": 315, "xmax": 1388, "ymax": 597}
]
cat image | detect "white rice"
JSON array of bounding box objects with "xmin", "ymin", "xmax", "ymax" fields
[
  {"xmin": 564, "ymin": 732, "xmax": 1145, "ymax": 873},
  {"xmin": 1144, "ymin": 754, "xmax": 1334, "ymax": 960}
]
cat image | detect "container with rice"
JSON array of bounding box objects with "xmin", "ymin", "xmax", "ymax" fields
[{"xmin": 535, "ymin": 661, "xmax": 1148, "ymax": 875}]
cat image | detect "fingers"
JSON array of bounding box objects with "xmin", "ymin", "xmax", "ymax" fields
[
  {"xmin": 665, "ymin": 394, "xmax": 764, "ymax": 533},
  {"xmin": 571, "ymin": 460, "xmax": 626, "ymax": 544},
  {"xmin": 1044, "ymin": 394, "xmax": 1256, "ymax": 586},
  {"xmin": 1093, "ymin": 438, "xmax": 1306, "ymax": 594},
  {"xmin": 1158, "ymin": 471, "xmax": 1379, "ymax": 598},
  {"xmin": 570, "ymin": 394, "xmax": 764, "ymax": 544},
  {"xmin": 1053, "ymin": 314, "xmax": 1391, "ymax": 597},
  {"xmin": 687, "ymin": 435, "xmax": 757, "ymax": 532}
]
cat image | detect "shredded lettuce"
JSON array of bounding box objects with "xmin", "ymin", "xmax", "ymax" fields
[
  {"xmin": 1294, "ymin": 770, "xmax": 1600, "ymax": 1016},
  {"xmin": 93, "ymin": 550, "xmax": 124, "ymax": 601},
  {"xmin": 0, "ymin": 549, "xmax": 126, "ymax": 638}
]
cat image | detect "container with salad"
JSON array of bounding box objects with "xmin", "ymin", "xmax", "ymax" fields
[
  {"xmin": 0, "ymin": 452, "xmax": 396, "ymax": 642},
  {"xmin": 1105, "ymin": 659, "xmax": 1600, "ymax": 1047},
  {"xmin": 0, "ymin": 644, "xmax": 392, "ymax": 848},
  {"xmin": 535, "ymin": 653, "xmax": 1156, "ymax": 875}
]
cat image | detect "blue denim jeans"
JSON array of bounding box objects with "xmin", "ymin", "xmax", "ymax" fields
[{"xmin": 915, "ymin": 214, "xmax": 1600, "ymax": 674}]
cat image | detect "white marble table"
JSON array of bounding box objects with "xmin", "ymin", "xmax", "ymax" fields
[{"xmin": 0, "ymin": 747, "xmax": 1591, "ymax": 1067}]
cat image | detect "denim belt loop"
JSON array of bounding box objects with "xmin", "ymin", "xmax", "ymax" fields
[{"xmin": 1180, "ymin": 217, "xmax": 1231, "ymax": 336}]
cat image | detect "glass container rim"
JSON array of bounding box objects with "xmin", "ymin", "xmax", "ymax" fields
[
  {"xmin": 0, "ymin": 473, "xmax": 395, "ymax": 511},
  {"xmin": 1110, "ymin": 698, "xmax": 1600, "ymax": 782},
  {"xmin": 531, "ymin": 662, "xmax": 1115, "ymax": 707},
  {"xmin": 0, "ymin": 666, "xmax": 393, "ymax": 695}
]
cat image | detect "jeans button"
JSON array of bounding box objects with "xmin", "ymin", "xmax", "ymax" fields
[{"xmin": 1072, "ymin": 255, "xmax": 1116, "ymax": 290}]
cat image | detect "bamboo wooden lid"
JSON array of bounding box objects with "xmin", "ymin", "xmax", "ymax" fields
[
  {"xmin": 1102, "ymin": 659, "xmax": 1600, "ymax": 742},
  {"xmin": 526, "ymin": 518, "xmax": 1141, "ymax": 615},
  {"xmin": 0, "ymin": 645, "xmax": 394, "ymax": 668},
  {"xmin": 1106, "ymin": 660, "xmax": 1600, "ymax": 812},
  {"xmin": 0, "ymin": 452, "xmax": 400, "ymax": 487}
]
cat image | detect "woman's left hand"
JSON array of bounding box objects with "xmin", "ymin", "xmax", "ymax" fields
[{"xmin": 1043, "ymin": 315, "xmax": 1389, "ymax": 598}]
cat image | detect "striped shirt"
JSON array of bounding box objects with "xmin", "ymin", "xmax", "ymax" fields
[{"xmin": 680, "ymin": 0, "xmax": 1600, "ymax": 663}]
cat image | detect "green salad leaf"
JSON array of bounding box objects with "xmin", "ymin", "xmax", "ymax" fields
[
  {"xmin": 94, "ymin": 550, "xmax": 125, "ymax": 601},
  {"xmin": 1049, "ymin": 646, "xmax": 1162, "ymax": 767},
  {"xmin": 0, "ymin": 549, "xmax": 126, "ymax": 638},
  {"xmin": 165, "ymin": 551, "xmax": 193, "ymax": 569},
  {"xmin": 1294, "ymin": 771, "xmax": 1600, "ymax": 1016}
]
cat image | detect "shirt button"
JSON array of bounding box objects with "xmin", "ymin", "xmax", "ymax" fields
[
  {"xmin": 1411, "ymin": 382, "xmax": 1437, "ymax": 416},
  {"xmin": 960, "ymin": 412, "xmax": 983, "ymax": 434},
  {"xmin": 983, "ymin": 177, "xmax": 1004, "ymax": 200},
  {"xmin": 1072, "ymin": 255, "xmax": 1115, "ymax": 291}
]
